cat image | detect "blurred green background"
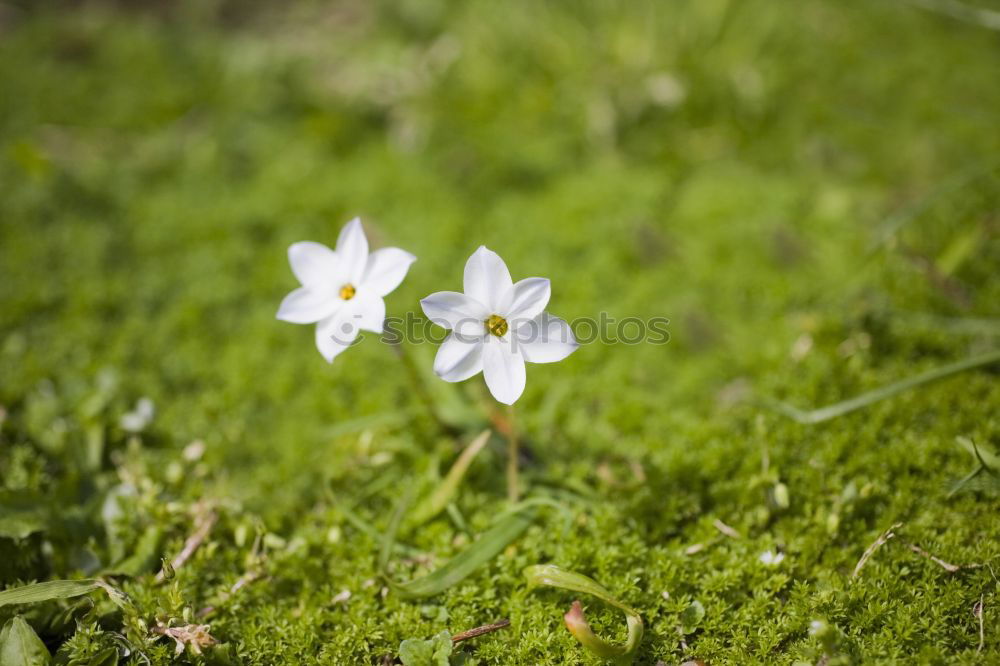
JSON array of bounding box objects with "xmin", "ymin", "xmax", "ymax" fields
[{"xmin": 1, "ymin": 0, "xmax": 999, "ymax": 663}]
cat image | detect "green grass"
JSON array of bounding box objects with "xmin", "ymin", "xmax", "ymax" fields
[{"xmin": 1, "ymin": 0, "xmax": 999, "ymax": 663}]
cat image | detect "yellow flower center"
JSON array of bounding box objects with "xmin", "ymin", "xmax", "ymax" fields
[
  {"xmin": 486, "ymin": 314, "xmax": 509, "ymax": 337},
  {"xmin": 339, "ymin": 284, "xmax": 356, "ymax": 300}
]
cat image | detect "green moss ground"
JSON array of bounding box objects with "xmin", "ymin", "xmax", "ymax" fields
[{"xmin": 1, "ymin": 0, "xmax": 999, "ymax": 663}]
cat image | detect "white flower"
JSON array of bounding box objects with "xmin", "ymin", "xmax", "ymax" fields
[
  {"xmin": 121, "ymin": 397, "xmax": 155, "ymax": 433},
  {"xmin": 420, "ymin": 246, "xmax": 578, "ymax": 405},
  {"xmin": 277, "ymin": 218, "xmax": 416, "ymax": 363},
  {"xmin": 759, "ymin": 550, "xmax": 785, "ymax": 566}
]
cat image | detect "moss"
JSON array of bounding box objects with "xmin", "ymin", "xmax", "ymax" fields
[{"xmin": 1, "ymin": 0, "xmax": 998, "ymax": 663}]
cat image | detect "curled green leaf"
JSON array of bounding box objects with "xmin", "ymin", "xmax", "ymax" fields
[{"xmin": 524, "ymin": 564, "xmax": 643, "ymax": 664}]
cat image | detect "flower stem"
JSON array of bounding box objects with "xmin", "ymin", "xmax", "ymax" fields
[
  {"xmin": 388, "ymin": 338, "xmax": 459, "ymax": 438},
  {"xmin": 506, "ymin": 404, "xmax": 519, "ymax": 503}
]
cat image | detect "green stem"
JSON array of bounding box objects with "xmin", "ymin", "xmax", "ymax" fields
[{"xmin": 506, "ymin": 404, "xmax": 519, "ymax": 503}]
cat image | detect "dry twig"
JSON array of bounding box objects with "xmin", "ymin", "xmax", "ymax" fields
[
  {"xmin": 852, "ymin": 522, "xmax": 902, "ymax": 580},
  {"xmin": 156, "ymin": 510, "xmax": 217, "ymax": 582},
  {"xmin": 451, "ymin": 618, "xmax": 510, "ymax": 643},
  {"xmin": 684, "ymin": 542, "xmax": 707, "ymax": 556},
  {"xmin": 712, "ymin": 519, "xmax": 741, "ymax": 539},
  {"xmin": 905, "ymin": 542, "xmax": 984, "ymax": 573},
  {"xmin": 975, "ymin": 595, "xmax": 985, "ymax": 654},
  {"xmin": 197, "ymin": 534, "xmax": 267, "ymax": 618}
]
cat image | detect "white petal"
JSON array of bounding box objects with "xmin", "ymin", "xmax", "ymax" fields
[
  {"xmin": 363, "ymin": 248, "xmax": 416, "ymax": 296},
  {"xmin": 335, "ymin": 217, "xmax": 369, "ymax": 283},
  {"xmin": 514, "ymin": 312, "xmax": 578, "ymax": 363},
  {"xmin": 463, "ymin": 246, "xmax": 513, "ymax": 312},
  {"xmin": 504, "ymin": 277, "xmax": 550, "ymax": 322},
  {"xmin": 482, "ymin": 337, "xmax": 526, "ymax": 405},
  {"xmin": 314, "ymin": 308, "xmax": 361, "ymax": 363},
  {"xmin": 433, "ymin": 333, "xmax": 485, "ymax": 382},
  {"xmin": 350, "ymin": 293, "xmax": 386, "ymax": 334},
  {"xmin": 288, "ymin": 241, "xmax": 340, "ymax": 286},
  {"xmin": 420, "ymin": 291, "xmax": 490, "ymax": 336},
  {"xmin": 276, "ymin": 286, "xmax": 339, "ymax": 324}
]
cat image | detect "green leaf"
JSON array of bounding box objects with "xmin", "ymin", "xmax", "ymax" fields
[
  {"xmin": 936, "ymin": 226, "xmax": 983, "ymax": 276},
  {"xmin": 765, "ymin": 349, "xmax": 1000, "ymax": 424},
  {"xmin": 0, "ymin": 580, "xmax": 128, "ymax": 611},
  {"xmin": 202, "ymin": 643, "xmax": 241, "ymax": 666},
  {"xmin": 337, "ymin": 503, "xmax": 422, "ymax": 558},
  {"xmin": 108, "ymin": 525, "xmax": 163, "ymax": 576},
  {"xmin": 398, "ymin": 630, "xmax": 452, "ymax": 666},
  {"xmin": 0, "ymin": 512, "xmax": 46, "ymax": 541},
  {"xmin": 948, "ymin": 437, "xmax": 1000, "ymax": 496},
  {"xmin": 89, "ymin": 648, "xmax": 119, "ymax": 666},
  {"xmin": 956, "ymin": 436, "xmax": 1000, "ymax": 471},
  {"xmin": 0, "ymin": 581, "xmax": 102, "ymax": 608},
  {"xmin": 408, "ymin": 430, "xmax": 491, "ymax": 527},
  {"xmin": 0, "ymin": 616, "xmax": 51, "ymax": 666},
  {"xmin": 381, "ymin": 490, "xmax": 536, "ymax": 599},
  {"xmin": 523, "ymin": 564, "xmax": 643, "ymax": 664},
  {"xmin": 680, "ymin": 600, "xmax": 706, "ymax": 634}
]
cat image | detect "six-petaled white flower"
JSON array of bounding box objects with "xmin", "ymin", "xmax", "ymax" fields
[
  {"xmin": 420, "ymin": 246, "xmax": 578, "ymax": 405},
  {"xmin": 277, "ymin": 218, "xmax": 416, "ymax": 363}
]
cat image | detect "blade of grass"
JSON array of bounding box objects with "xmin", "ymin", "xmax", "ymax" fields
[
  {"xmin": 892, "ymin": 312, "xmax": 1000, "ymax": 337},
  {"xmin": 903, "ymin": 0, "xmax": 1000, "ymax": 31},
  {"xmin": 407, "ymin": 430, "xmax": 491, "ymax": 527},
  {"xmin": 386, "ymin": 510, "xmax": 535, "ymax": 599},
  {"xmin": 765, "ymin": 349, "xmax": 1000, "ymax": 424},
  {"xmin": 340, "ymin": 502, "xmax": 423, "ymax": 558},
  {"xmin": 0, "ymin": 579, "xmax": 128, "ymax": 610},
  {"xmin": 523, "ymin": 564, "xmax": 643, "ymax": 664},
  {"xmin": 947, "ymin": 464, "xmax": 985, "ymax": 498},
  {"xmin": 956, "ymin": 436, "xmax": 1000, "ymax": 471},
  {"xmin": 868, "ymin": 163, "xmax": 995, "ymax": 253},
  {"xmin": 493, "ymin": 497, "xmax": 574, "ymax": 534},
  {"xmin": 381, "ymin": 494, "xmax": 536, "ymax": 599},
  {"xmin": 378, "ymin": 488, "xmax": 415, "ymax": 573},
  {"xmin": 322, "ymin": 409, "xmax": 414, "ymax": 439},
  {"xmin": 948, "ymin": 437, "xmax": 1000, "ymax": 497}
]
